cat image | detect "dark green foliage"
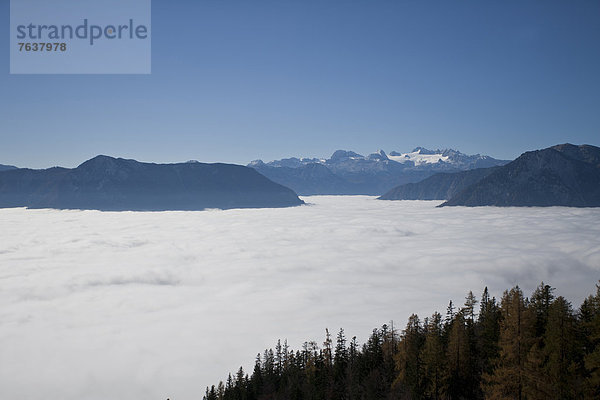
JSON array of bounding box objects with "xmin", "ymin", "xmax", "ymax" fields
[
  {"xmin": 421, "ymin": 313, "xmax": 445, "ymax": 399},
  {"xmin": 582, "ymin": 283, "xmax": 600, "ymax": 399},
  {"xmin": 395, "ymin": 315, "xmax": 424, "ymax": 398},
  {"xmin": 203, "ymin": 282, "xmax": 600, "ymax": 400},
  {"xmin": 476, "ymin": 287, "xmax": 501, "ymax": 377}
]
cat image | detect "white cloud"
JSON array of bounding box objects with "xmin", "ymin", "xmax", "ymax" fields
[{"xmin": 1, "ymin": 196, "xmax": 599, "ymax": 399}]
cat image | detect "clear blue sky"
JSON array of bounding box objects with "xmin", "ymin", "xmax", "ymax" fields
[{"xmin": 1, "ymin": 0, "xmax": 599, "ymax": 168}]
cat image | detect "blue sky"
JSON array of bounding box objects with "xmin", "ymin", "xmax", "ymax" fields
[{"xmin": 1, "ymin": 0, "xmax": 599, "ymax": 168}]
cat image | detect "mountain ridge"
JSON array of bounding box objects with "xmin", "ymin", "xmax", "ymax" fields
[
  {"xmin": 378, "ymin": 167, "xmax": 502, "ymax": 201},
  {"xmin": 0, "ymin": 155, "xmax": 304, "ymax": 211},
  {"xmin": 249, "ymin": 147, "xmax": 509, "ymax": 195},
  {"xmin": 440, "ymin": 143, "xmax": 600, "ymax": 207}
]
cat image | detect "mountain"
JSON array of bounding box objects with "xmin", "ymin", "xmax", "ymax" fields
[
  {"xmin": 0, "ymin": 155, "xmax": 304, "ymax": 211},
  {"xmin": 378, "ymin": 166, "xmax": 501, "ymax": 200},
  {"xmin": 248, "ymin": 162, "xmax": 354, "ymax": 194},
  {"xmin": 249, "ymin": 148, "xmax": 508, "ymax": 195},
  {"xmin": 441, "ymin": 144, "xmax": 600, "ymax": 207},
  {"xmin": 0, "ymin": 164, "xmax": 17, "ymax": 171}
]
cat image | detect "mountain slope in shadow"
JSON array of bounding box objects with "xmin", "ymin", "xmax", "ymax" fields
[
  {"xmin": 378, "ymin": 167, "xmax": 501, "ymax": 200},
  {"xmin": 0, "ymin": 155, "xmax": 304, "ymax": 211},
  {"xmin": 441, "ymin": 144, "xmax": 600, "ymax": 207}
]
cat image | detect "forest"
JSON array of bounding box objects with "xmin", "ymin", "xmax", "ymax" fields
[{"xmin": 203, "ymin": 282, "xmax": 600, "ymax": 400}]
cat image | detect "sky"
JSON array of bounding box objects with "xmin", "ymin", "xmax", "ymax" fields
[
  {"xmin": 1, "ymin": 0, "xmax": 599, "ymax": 169},
  {"xmin": 1, "ymin": 196, "xmax": 599, "ymax": 399}
]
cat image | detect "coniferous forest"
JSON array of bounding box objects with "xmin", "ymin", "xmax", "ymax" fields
[{"xmin": 203, "ymin": 282, "xmax": 600, "ymax": 400}]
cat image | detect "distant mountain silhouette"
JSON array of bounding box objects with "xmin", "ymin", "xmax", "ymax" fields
[
  {"xmin": 0, "ymin": 164, "xmax": 17, "ymax": 172},
  {"xmin": 250, "ymin": 148, "xmax": 508, "ymax": 195},
  {"xmin": 441, "ymin": 144, "xmax": 600, "ymax": 207},
  {"xmin": 0, "ymin": 155, "xmax": 304, "ymax": 211},
  {"xmin": 249, "ymin": 162, "xmax": 356, "ymax": 195},
  {"xmin": 378, "ymin": 167, "xmax": 501, "ymax": 200}
]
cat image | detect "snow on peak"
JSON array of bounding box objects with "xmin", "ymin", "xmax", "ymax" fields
[{"xmin": 387, "ymin": 148, "xmax": 450, "ymax": 166}]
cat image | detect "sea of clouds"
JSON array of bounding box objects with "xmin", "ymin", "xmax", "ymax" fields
[{"xmin": 1, "ymin": 196, "xmax": 599, "ymax": 399}]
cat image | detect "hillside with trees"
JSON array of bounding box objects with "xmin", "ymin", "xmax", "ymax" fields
[{"xmin": 203, "ymin": 282, "xmax": 600, "ymax": 399}]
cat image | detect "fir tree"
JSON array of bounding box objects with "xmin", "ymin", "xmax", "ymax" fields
[
  {"xmin": 544, "ymin": 296, "xmax": 580, "ymax": 398},
  {"xmin": 464, "ymin": 290, "xmax": 478, "ymax": 323},
  {"xmin": 583, "ymin": 282, "xmax": 600, "ymax": 399},
  {"xmin": 395, "ymin": 314, "xmax": 424, "ymax": 398},
  {"xmin": 530, "ymin": 282, "xmax": 555, "ymax": 338},
  {"xmin": 421, "ymin": 312, "xmax": 446, "ymax": 400},
  {"xmin": 477, "ymin": 287, "xmax": 501, "ymax": 377}
]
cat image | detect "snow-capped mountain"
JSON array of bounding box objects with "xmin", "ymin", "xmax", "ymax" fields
[
  {"xmin": 249, "ymin": 148, "xmax": 509, "ymax": 195},
  {"xmin": 251, "ymin": 147, "xmax": 505, "ymax": 170}
]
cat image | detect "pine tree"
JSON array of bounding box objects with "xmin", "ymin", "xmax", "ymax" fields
[
  {"xmin": 275, "ymin": 339, "xmax": 283, "ymax": 376},
  {"xmin": 477, "ymin": 287, "xmax": 501, "ymax": 377},
  {"xmin": 347, "ymin": 336, "xmax": 361, "ymax": 400},
  {"xmin": 421, "ymin": 312, "xmax": 446, "ymax": 400},
  {"xmin": 483, "ymin": 286, "xmax": 533, "ymax": 400},
  {"xmin": 464, "ymin": 291, "xmax": 478, "ymax": 323},
  {"xmin": 250, "ymin": 354, "xmax": 263, "ymax": 397},
  {"xmin": 523, "ymin": 283, "xmax": 556, "ymax": 398},
  {"xmin": 544, "ymin": 296, "xmax": 580, "ymax": 399},
  {"xmin": 204, "ymin": 385, "xmax": 218, "ymax": 400},
  {"xmin": 445, "ymin": 300, "xmax": 455, "ymax": 326},
  {"xmin": 380, "ymin": 323, "xmax": 398, "ymax": 392},
  {"xmin": 217, "ymin": 381, "xmax": 225, "ymax": 400},
  {"xmin": 583, "ymin": 282, "xmax": 600, "ymax": 399},
  {"xmin": 361, "ymin": 328, "xmax": 386, "ymax": 400},
  {"xmin": 530, "ymin": 282, "xmax": 555, "ymax": 338},
  {"xmin": 333, "ymin": 328, "xmax": 348, "ymax": 399},
  {"xmin": 323, "ymin": 328, "xmax": 333, "ymax": 369},
  {"xmin": 234, "ymin": 366, "xmax": 246, "ymax": 400},
  {"xmin": 262, "ymin": 348, "xmax": 276, "ymax": 394},
  {"xmin": 395, "ymin": 314, "xmax": 424, "ymax": 398},
  {"xmin": 283, "ymin": 339, "xmax": 290, "ymax": 370}
]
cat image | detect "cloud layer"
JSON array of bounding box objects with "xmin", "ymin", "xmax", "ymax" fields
[{"xmin": 1, "ymin": 196, "xmax": 599, "ymax": 399}]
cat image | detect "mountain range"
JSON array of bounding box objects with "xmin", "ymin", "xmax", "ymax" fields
[
  {"xmin": 380, "ymin": 144, "xmax": 600, "ymax": 207},
  {"xmin": 0, "ymin": 156, "xmax": 303, "ymax": 211},
  {"xmin": 249, "ymin": 148, "xmax": 509, "ymax": 195},
  {"xmin": 2, "ymin": 144, "xmax": 597, "ymax": 210}
]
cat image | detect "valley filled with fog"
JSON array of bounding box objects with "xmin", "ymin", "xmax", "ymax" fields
[{"xmin": 1, "ymin": 196, "xmax": 599, "ymax": 400}]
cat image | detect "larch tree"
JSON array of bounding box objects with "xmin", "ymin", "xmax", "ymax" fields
[
  {"xmin": 395, "ymin": 314, "xmax": 425, "ymax": 398},
  {"xmin": 445, "ymin": 309, "xmax": 478, "ymax": 399},
  {"xmin": 483, "ymin": 286, "xmax": 534, "ymax": 400}
]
